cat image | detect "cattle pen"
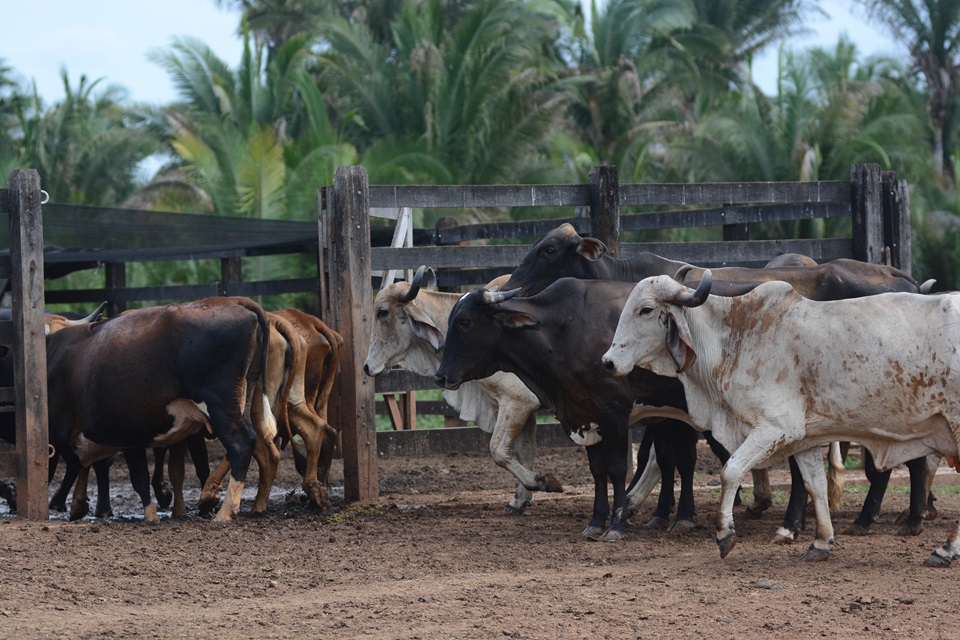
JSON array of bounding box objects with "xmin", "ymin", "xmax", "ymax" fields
[{"xmin": 1, "ymin": 163, "xmax": 910, "ymax": 515}]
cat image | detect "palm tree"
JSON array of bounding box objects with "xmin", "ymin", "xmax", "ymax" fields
[
  {"xmin": 857, "ymin": 0, "xmax": 960, "ymax": 177},
  {"xmin": 317, "ymin": 0, "xmax": 573, "ymax": 192}
]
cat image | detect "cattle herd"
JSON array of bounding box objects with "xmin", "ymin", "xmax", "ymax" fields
[{"xmin": 2, "ymin": 222, "xmax": 959, "ymax": 569}]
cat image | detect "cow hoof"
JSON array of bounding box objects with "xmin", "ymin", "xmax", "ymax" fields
[
  {"xmin": 305, "ymin": 481, "xmax": 326, "ymax": 509},
  {"xmin": 197, "ymin": 492, "xmax": 220, "ymax": 516},
  {"xmin": 926, "ymin": 504, "xmax": 939, "ymax": 521},
  {"xmin": 581, "ymin": 525, "xmax": 605, "ymax": 540},
  {"xmin": 670, "ymin": 519, "xmax": 696, "ymax": 534},
  {"xmin": 897, "ymin": 522, "xmax": 924, "ymax": 537},
  {"xmin": 601, "ymin": 528, "xmax": 626, "ymax": 542},
  {"xmin": 771, "ymin": 527, "xmax": 796, "ymax": 545},
  {"xmin": 922, "ymin": 552, "xmax": 954, "ymax": 568},
  {"xmin": 155, "ymin": 482, "xmax": 173, "ymax": 511},
  {"xmin": 643, "ymin": 515, "xmax": 670, "ymax": 530},
  {"xmin": 744, "ymin": 498, "xmax": 773, "ymax": 519},
  {"xmin": 94, "ymin": 508, "xmax": 114, "ymax": 519},
  {"xmin": 539, "ymin": 474, "xmax": 564, "ymax": 493},
  {"xmin": 843, "ymin": 523, "xmax": 871, "ymax": 537},
  {"xmin": 69, "ymin": 498, "xmax": 90, "ymax": 521},
  {"xmin": 717, "ymin": 532, "xmax": 738, "ymax": 559},
  {"xmin": 49, "ymin": 500, "xmax": 67, "ymax": 513},
  {"xmin": 143, "ymin": 504, "xmax": 160, "ymax": 524},
  {"xmin": 503, "ymin": 504, "xmax": 525, "ymax": 516},
  {"xmin": 801, "ymin": 544, "xmax": 830, "ymax": 562}
]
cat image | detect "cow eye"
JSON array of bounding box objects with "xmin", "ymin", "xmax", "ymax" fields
[
  {"xmin": 542, "ymin": 245, "xmax": 556, "ymax": 257},
  {"xmin": 639, "ymin": 307, "xmax": 654, "ymax": 316},
  {"xmin": 376, "ymin": 308, "xmax": 389, "ymax": 319},
  {"xmin": 456, "ymin": 317, "xmax": 472, "ymax": 331}
]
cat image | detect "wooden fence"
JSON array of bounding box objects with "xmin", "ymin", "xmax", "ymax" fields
[
  {"xmin": 1, "ymin": 163, "xmax": 910, "ymax": 514},
  {"xmin": 318, "ymin": 163, "xmax": 910, "ymax": 502}
]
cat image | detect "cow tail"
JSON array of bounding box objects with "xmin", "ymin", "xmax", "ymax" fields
[
  {"xmin": 234, "ymin": 298, "xmax": 277, "ymax": 435},
  {"xmin": 827, "ymin": 441, "xmax": 845, "ymax": 512},
  {"xmin": 269, "ymin": 314, "xmax": 302, "ymax": 443}
]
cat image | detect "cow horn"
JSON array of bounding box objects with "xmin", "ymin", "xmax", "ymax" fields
[
  {"xmin": 673, "ymin": 264, "xmax": 695, "ymax": 283},
  {"xmin": 82, "ymin": 301, "xmax": 108, "ymax": 322},
  {"xmin": 482, "ymin": 288, "xmax": 521, "ymax": 305},
  {"xmin": 399, "ymin": 266, "xmax": 429, "ymax": 303},
  {"xmin": 675, "ymin": 270, "xmax": 712, "ymax": 307}
]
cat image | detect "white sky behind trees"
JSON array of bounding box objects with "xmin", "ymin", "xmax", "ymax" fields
[{"xmin": 4, "ymin": 0, "xmax": 905, "ymax": 105}]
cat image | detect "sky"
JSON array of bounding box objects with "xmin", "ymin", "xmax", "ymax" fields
[{"xmin": 2, "ymin": 0, "xmax": 906, "ymax": 106}]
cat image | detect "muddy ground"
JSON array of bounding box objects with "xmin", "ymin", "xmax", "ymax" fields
[{"xmin": 1, "ymin": 439, "xmax": 959, "ymax": 639}]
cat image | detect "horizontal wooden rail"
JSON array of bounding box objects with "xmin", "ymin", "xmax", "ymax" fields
[
  {"xmin": 619, "ymin": 180, "xmax": 850, "ymax": 206},
  {"xmin": 44, "ymin": 277, "xmax": 319, "ymax": 306},
  {"xmin": 370, "ymin": 184, "xmax": 591, "ymax": 209}
]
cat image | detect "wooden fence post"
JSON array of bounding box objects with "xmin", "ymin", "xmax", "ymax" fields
[
  {"xmin": 326, "ymin": 166, "xmax": 378, "ymax": 502},
  {"xmin": 881, "ymin": 171, "xmax": 912, "ymax": 273},
  {"xmin": 105, "ymin": 262, "xmax": 126, "ymax": 316},
  {"xmin": 851, "ymin": 164, "xmax": 884, "ymax": 264},
  {"xmin": 589, "ymin": 166, "xmax": 620, "ymax": 257},
  {"xmin": 7, "ymin": 169, "xmax": 49, "ymax": 520},
  {"xmin": 219, "ymin": 257, "xmax": 242, "ymax": 296}
]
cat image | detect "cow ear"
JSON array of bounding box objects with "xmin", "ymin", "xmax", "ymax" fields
[
  {"xmin": 666, "ymin": 309, "xmax": 697, "ymax": 373},
  {"xmin": 501, "ymin": 311, "xmax": 540, "ymax": 330},
  {"xmin": 577, "ymin": 236, "xmax": 607, "ymax": 261},
  {"xmin": 406, "ymin": 304, "xmax": 445, "ymax": 352}
]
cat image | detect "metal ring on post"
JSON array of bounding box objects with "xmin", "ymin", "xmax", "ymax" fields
[{"xmin": 40, "ymin": 190, "xmax": 50, "ymax": 205}]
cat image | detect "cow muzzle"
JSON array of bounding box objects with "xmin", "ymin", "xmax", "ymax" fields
[{"xmin": 434, "ymin": 373, "xmax": 461, "ymax": 391}]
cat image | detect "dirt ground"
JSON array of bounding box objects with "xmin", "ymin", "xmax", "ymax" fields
[{"xmin": 1, "ymin": 440, "xmax": 960, "ymax": 640}]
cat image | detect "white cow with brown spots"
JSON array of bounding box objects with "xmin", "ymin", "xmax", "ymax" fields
[{"xmin": 602, "ymin": 272, "xmax": 960, "ymax": 566}]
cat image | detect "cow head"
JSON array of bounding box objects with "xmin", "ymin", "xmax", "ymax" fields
[
  {"xmin": 43, "ymin": 301, "xmax": 108, "ymax": 334},
  {"xmin": 364, "ymin": 266, "xmax": 446, "ymax": 378},
  {"xmin": 602, "ymin": 271, "xmax": 712, "ymax": 377},
  {"xmin": 434, "ymin": 287, "xmax": 533, "ymax": 390},
  {"xmin": 501, "ymin": 223, "xmax": 606, "ymax": 295}
]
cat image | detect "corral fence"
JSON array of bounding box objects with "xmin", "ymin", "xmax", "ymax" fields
[
  {"xmin": 319, "ymin": 163, "xmax": 909, "ymax": 502},
  {"xmin": 1, "ymin": 164, "xmax": 908, "ymax": 515}
]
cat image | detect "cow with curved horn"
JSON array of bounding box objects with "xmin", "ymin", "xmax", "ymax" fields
[
  {"xmin": 364, "ymin": 266, "xmax": 559, "ymax": 514},
  {"xmin": 602, "ymin": 271, "xmax": 960, "ymax": 565},
  {"xmin": 435, "ymin": 277, "xmax": 698, "ymax": 541}
]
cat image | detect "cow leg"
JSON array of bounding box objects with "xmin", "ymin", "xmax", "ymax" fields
[
  {"xmin": 91, "ymin": 457, "xmax": 114, "ymax": 518},
  {"xmin": 645, "ymin": 426, "xmax": 676, "ymax": 530},
  {"xmin": 168, "ymin": 441, "xmax": 188, "ymax": 518},
  {"xmin": 210, "ymin": 406, "xmax": 257, "ymax": 522},
  {"xmin": 601, "ymin": 429, "xmax": 630, "ymax": 542},
  {"xmin": 69, "ymin": 464, "xmax": 91, "ymax": 521},
  {"xmin": 151, "ymin": 447, "xmax": 173, "ymax": 511},
  {"xmin": 894, "ymin": 456, "xmax": 929, "ymax": 536},
  {"xmin": 288, "ymin": 403, "xmax": 329, "ymax": 510},
  {"xmin": 793, "ymin": 447, "xmax": 834, "ymax": 561},
  {"xmin": 250, "ymin": 432, "xmax": 281, "ymax": 514},
  {"xmin": 581, "ymin": 442, "xmax": 611, "ymax": 540},
  {"xmin": 49, "ymin": 453, "xmax": 77, "ymax": 512},
  {"xmin": 924, "ymin": 521, "xmax": 960, "ymax": 567},
  {"xmin": 316, "ymin": 424, "xmax": 338, "ymax": 493},
  {"xmin": 925, "ymin": 455, "xmax": 940, "ymax": 520},
  {"xmin": 704, "ymin": 431, "xmax": 754, "ymax": 510},
  {"xmin": 845, "ymin": 449, "xmax": 889, "ymax": 536},
  {"xmin": 772, "ymin": 456, "xmax": 808, "ymax": 544},
  {"xmin": 187, "ymin": 433, "xmax": 211, "ymax": 489},
  {"xmin": 625, "ymin": 429, "xmax": 661, "ymax": 519},
  {"xmin": 122, "ymin": 448, "xmax": 158, "ymax": 523},
  {"xmin": 715, "ymin": 427, "xmax": 794, "ymax": 558},
  {"xmin": 199, "ymin": 459, "xmax": 231, "ymax": 516},
  {"xmin": 670, "ymin": 423, "xmax": 698, "ymax": 533},
  {"xmin": 491, "ymin": 412, "xmax": 555, "ymax": 515}
]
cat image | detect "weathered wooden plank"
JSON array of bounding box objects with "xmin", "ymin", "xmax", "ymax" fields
[
  {"xmin": 328, "ymin": 166, "xmax": 378, "ymax": 502},
  {"xmin": 375, "ymin": 422, "xmax": 574, "ymax": 457},
  {"xmin": 374, "ymin": 370, "xmax": 436, "ymax": 394},
  {"xmin": 44, "ymin": 277, "xmax": 319, "ymax": 306},
  {"xmin": 620, "ymin": 202, "xmax": 849, "ymax": 232},
  {"xmin": 434, "ymin": 217, "xmax": 590, "ymax": 245},
  {"xmin": 7, "ymin": 169, "xmax": 48, "ymax": 520},
  {"xmin": 0, "ymin": 386, "xmax": 14, "ymax": 403},
  {"xmin": 0, "ymin": 319, "xmax": 11, "ymax": 344},
  {"xmin": 369, "ymin": 184, "xmax": 591, "ymax": 209},
  {"xmin": 620, "ymin": 180, "xmax": 850, "ymax": 206},
  {"xmin": 371, "ymin": 238, "xmax": 853, "ymax": 272}
]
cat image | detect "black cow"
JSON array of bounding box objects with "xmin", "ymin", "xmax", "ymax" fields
[
  {"xmin": 436, "ymin": 278, "xmax": 692, "ymax": 541},
  {"xmin": 47, "ymin": 296, "xmax": 272, "ymax": 522},
  {"xmin": 502, "ymin": 223, "xmax": 938, "ymax": 539}
]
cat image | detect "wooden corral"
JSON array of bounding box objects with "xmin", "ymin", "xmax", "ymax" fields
[
  {"xmin": 1, "ymin": 163, "xmax": 911, "ymax": 513},
  {"xmin": 319, "ymin": 163, "xmax": 911, "ymax": 502}
]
